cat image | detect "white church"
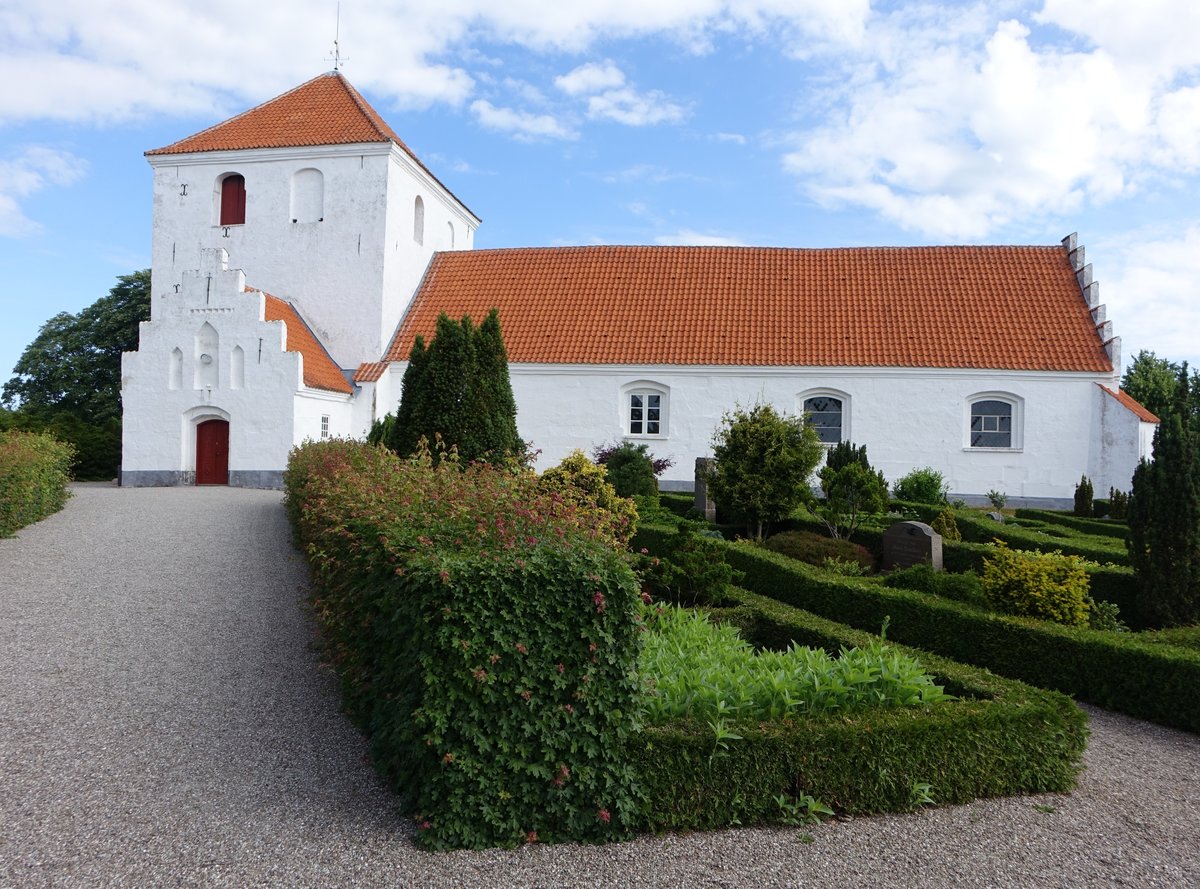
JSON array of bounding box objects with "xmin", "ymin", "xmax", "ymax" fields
[{"xmin": 121, "ymin": 71, "xmax": 1157, "ymax": 506}]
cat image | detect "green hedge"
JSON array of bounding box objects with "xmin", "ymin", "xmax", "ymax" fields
[
  {"xmin": 631, "ymin": 589, "xmax": 1087, "ymax": 830},
  {"xmin": 633, "ymin": 523, "xmax": 1200, "ymax": 733},
  {"xmin": 1013, "ymin": 508, "xmax": 1128, "ymax": 540},
  {"xmin": 0, "ymin": 430, "xmax": 74, "ymax": 537},
  {"xmin": 287, "ymin": 440, "xmax": 642, "ymax": 849}
]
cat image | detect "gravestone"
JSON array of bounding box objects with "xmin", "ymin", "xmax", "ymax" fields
[
  {"xmin": 986, "ymin": 511, "xmax": 1005, "ymax": 524},
  {"xmin": 882, "ymin": 521, "xmax": 943, "ymax": 571},
  {"xmin": 694, "ymin": 458, "xmax": 717, "ymax": 523}
]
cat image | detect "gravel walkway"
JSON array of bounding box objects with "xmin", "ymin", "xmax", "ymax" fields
[{"xmin": 2, "ymin": 484, "xmax": 1197, "ymax": 888}]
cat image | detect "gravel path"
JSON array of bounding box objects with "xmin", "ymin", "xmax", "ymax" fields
[{"xmin": 2, "ymin": 484, "xmax": 1197, "ymax": 888}]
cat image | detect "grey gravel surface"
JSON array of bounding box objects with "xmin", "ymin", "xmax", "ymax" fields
[{"xmin": 2, "ymin": 484, "xmax": 1198, "ymax": 888}]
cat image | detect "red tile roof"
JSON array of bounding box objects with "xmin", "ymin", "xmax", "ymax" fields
[
  {"xmin": 146, "ymin": 72, "xmax": 472, "ymax": 218},
  {"xmin": 354, "ymin": 361, "xmax": 389, "ymax": 383},
  {"xmin": 257, "ymin": 292, "xmax": 353, "ymax": 394},
  {"xmin": 384, "ymin": 245, "xmax": 1114, "ymax": 372},
  {"xmin": 1099, "ymin": 385, "xmax": 1159, "ymax": 422}
]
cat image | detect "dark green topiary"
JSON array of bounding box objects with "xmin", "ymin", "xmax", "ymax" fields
[
  {"xmin": 596, "ymin": 441, "xmax": 660, "ymax": 499},
  {"xmin": 386, "ymin": 310, "xmax": 522, "ymax": 465},
  {"xmin": 818, "ymin": 442, "xmax": 889, "ymax": 539},
  {"xmin": 639, "ymin": 527, "xmax": 743, "ymax": 606},
  {"xmin": 1127, "ymin": 365, "xmax": 1200, "ymax": 628},
  {"xmin": 1073, "ymin": 475, "xmax": 1094, "ymax": 518}
]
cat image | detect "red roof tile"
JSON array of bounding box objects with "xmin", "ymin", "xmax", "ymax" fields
[
  {"xmin": 1100, "ymin": 385, "xmax": 1159, "ymax": 422},
  {"xmin": 146, "ymin": 72, "xmax": 472, "ymax": 217},
  {"xmin": 384, "ymin": 245, "xmax": 1114, "ymax": 372},
  {"xmin": 354, "ymin": 361, "xmax": 388, "ymax": 383},
  {"xmin": 258, "ymin": 292, "xmax": 353, "ymax": 394}
]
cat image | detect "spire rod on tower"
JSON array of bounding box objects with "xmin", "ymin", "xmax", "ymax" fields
[{"xmin": 326, "ymin": 2, "xmax": 349, "ymax": 71}]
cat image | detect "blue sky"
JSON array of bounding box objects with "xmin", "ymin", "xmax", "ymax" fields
[{"xmin": 3, "ymin": 0, "xmax": 1200, "ymax": 384}]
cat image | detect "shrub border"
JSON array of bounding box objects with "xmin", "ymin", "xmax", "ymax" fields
[
  {"xmin": 634, "ymin": 522, "xmax": 1200, "ymax": 733},
  {"xmin": 632, "ymin": 588, "xmax": 1088, "ymax": 831}
]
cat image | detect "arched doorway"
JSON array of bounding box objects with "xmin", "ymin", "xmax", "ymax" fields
[{"xmin": 196, "ymin": 419, "xmax": 229, "ymax": 485}]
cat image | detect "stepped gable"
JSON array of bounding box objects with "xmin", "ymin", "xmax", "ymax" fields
[
  {"xmin": 383, "ymin": 245, "xmax": 1114, "ymax": 372},
  {"xmin": 254, "ymin": 289, "xmax": 352, "ymax": 394}
]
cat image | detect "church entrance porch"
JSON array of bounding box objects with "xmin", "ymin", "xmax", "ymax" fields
[{"xmin": 196, "ymin": 419, "xmax": 229, "ymax": 485}]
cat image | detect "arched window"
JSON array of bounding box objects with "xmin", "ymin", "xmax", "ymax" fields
[
  {"xmin": 218, "ymin": 174, "xmax": 246, "ymax": 226},
  {"xmin": 194, "ymin": 322, "xmax": 219, "ymax": 390},
  {"xmin": 967, "ymin": 393, "xmax": 1022, "ymax": 449},
  {"xmin": 447, "ymin": 221, "xmax": 455, "ymax": 249},
  {"xmin": 622, "ymin": 381, "xmax": 669, "ymax": 437},
  {"xmin": 803, "ymin": 395, "xmax": 842, "ymax": 443},
  {"xmin": 413, "ymin": 195, "xmax": 425, "ymax": 245},
  {"xmin": 290, "ymin": 168, "xmax": 324, "ymax": 223},
  {"xmin": 169, "ymin": 347, "xmax": 183, "ymax": 390},
  {"xmin": 230, "ymin": 345, "xmax": 245, "ymax": 389}
]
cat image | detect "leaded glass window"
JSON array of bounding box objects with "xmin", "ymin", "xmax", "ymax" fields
[
  {"xmin": 804, "ymin": 396, "xmax": 843, "ymax": 444},
  {"xmin": 970, "ymin": 399, "xmax": 1012, "ymax": 447}
]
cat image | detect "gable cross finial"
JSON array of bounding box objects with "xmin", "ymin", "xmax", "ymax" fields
[{"xmin": 326, "ymin": 2, "xmax": 349, "ymax": 71}]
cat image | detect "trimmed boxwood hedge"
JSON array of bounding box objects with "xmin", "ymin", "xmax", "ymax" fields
[
  {"xmin": 1014, "ymin": 508, "xmax": 1127, "ymax": 540},
  {"xmin": 633, "ymin": 522, "xmax": 1200, "ymax": 733},
  {"xmin": 631, "ymin": 589, "xmax": 1088, "ymax": 830},
  {"xmin": 0, "ymin": 429, "xmax": 74, "ymax": 537}
]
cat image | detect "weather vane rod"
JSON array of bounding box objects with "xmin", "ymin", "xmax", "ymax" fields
[{"xmin": 326, "ymin": 2, "xmax": 349, "ymax": 71}]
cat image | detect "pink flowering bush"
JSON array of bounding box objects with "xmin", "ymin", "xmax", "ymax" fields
[{"xmin": 285, "ymin": 439, "xmax": 643, "ymax": 849}]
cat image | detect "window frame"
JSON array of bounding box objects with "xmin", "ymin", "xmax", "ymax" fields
[
  {"xmin": 799, "ymin": 388, "xmax": 850, "ymax": 446},
  {"xmin": 965, "ymin": 392, "xmax": 1023, "ymax": 451},
  {"xmin": 621, "ymin": 381, "xmax": 669, "ymax": 439},
  {"xmin": 216, "ymin": 173, "xmax": 247, "ymax": 226}
]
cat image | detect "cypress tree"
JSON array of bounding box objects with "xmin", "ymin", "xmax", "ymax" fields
[
  {"xmin": 1126, "ymin": 364, "xmax": 1200, "ymax": 627},
  {"xmin": 387, "ymin": 310, "xmax": 522, "ymax": 465}
]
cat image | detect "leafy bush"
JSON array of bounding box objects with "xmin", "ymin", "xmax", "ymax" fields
[
  {"xmin": 981, "ymin": 545, "xmax": 1091, "ymax": 627},
  {"xmin": 930, "ymin": 506, "xmax": 962, "ymax": 542},
  {"xmin": 286, "ymin": 440, "xmax": 643, "ymax": 849},
  {"xmin": 639, "ymin": 605, "xmax": 951, "ymax": 724},
  {"xmin": 592, "ymin": 441, "xmax": 660, "ymax": 499},
  {"xmin": 1087, "ymin": 598, "xmax": 1128, "ymax": 633},
  {"xmin": 638, "ymin": 527, "xmax": 742, "ymax": 606},
  {"xmin": 822, "ymin": 556, "xmax": 870, "ymax": 577},
  {"xmin": 986, "ymin": 490, "xmax": 1007, "ymax": 511},
  {"xmin": 0, "ymin": 429, "xmax": 74, "ymax": 537},
  {"xmin": 891, "ymin": 467, "xmax": 948, "ymax": 505},
  {"xmin": 1108, "ymin": 488, "xmax": 1129, "ymax": 520},
  {"xmin": 818, "ymin": 443, "xmax": 889, "ymax": 539},
  {"xmin": 592, "ymin": 441, "xmax": 673, "ymax": 477},
  {"xmin": 1073, "ymin": 475, "xmax": 1094, "ymax": 518},
  {"xmin": 762, "ymin": 530, "xmax": 874, "ymax": 571},
  {"xmin": 538, "ymin": 450, "xmax": 638, "ymax": 547},
  {"xmin": 705, "ymin": 402, "xmax": 823, "ymax": 540}
]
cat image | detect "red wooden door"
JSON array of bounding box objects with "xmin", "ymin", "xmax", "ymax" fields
[
  {"xmin": 220, "ymin": 174, "xmax": 246, "ymax": 225},
  {"xmin": 196, "ymin": 419, "xmax": 229, "ymax": 485}
]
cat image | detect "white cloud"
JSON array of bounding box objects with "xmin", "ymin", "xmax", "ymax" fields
[
  {"xmin": 469, "ymin": 100, "xmax": 577, "ymax": 140},
  {"xmin": 781, "ymin": 6, "xmax": 1200, "ymax": 239},
  {"xmin": 654, "ymin": 228, "xmax": 746, "ymax": 246},
  {"xmin": 0, "ymin": 1, "xmax": 872, "ymax": 125},
  {"xmin": 586, "ymin": 87, "xmax": 687, "ymax": 126},
  {"xmin": 712, "ymin": 132, "xmax": 747, "ymax": 144},
  {"xmin": 0, "ymin": 147, "xmax": 88, "ymax": 237},
  {"xmin": 1096, "ymin": 225, "xmax": 1200, "ymax": 366},
  {"xmin": 555, "ymin": 61, "xmax": 626, "ymax": 96}
]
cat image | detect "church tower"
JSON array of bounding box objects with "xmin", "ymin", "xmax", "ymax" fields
[{"xmin": 144, "ymin": 71, "xmax": 480, "ymax": 368}]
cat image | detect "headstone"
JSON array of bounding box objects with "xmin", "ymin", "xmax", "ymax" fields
[
  {"xmin": 694, "ymin": 457, "xmax": 717, "ymax": 523},
  {"xmin": 986, "ymin": 511, "xmax": 1005, "ymax": 524},
  {"xmin": 882, "ymin": 521, "xmax": 943, "ymax": 571}
]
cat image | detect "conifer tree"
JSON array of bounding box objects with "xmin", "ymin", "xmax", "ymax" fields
[
  {"xmin": 386, "ymin": 310, "xmax": 522, "ymax": 465},
  {"xmin": 1127, "ymin": 364, "xmax": 1200, "ymax": 627}
]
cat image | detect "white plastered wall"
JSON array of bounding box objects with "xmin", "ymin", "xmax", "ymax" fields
[
  {"xmin": 485, "ymin": 363, "xmax": 1130, "ymax": 506},
  {"xmin": 122, "ymin": 249, "xmax": 356, "ymax": 486}
]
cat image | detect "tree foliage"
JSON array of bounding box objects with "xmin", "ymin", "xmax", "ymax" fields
[
  {"xmin": 1121, "ymin": 349, "xmax": 1200, "ymax": 423},
  {"xmin": 1126, "ymin": 364, "xmax": 1200, "ymax": 627},
  {"xmin": 3, "ymin": 270, "xmax": 150, "ymax": 424},
  {"xmin": 2, "ymin": 270, "xmax": 149, "ymax": 480},
  {"xmin": 817, "ymin": 442, "xmax": 889, "ymax": 539},
  {"xmin": 384, "ymin": 309, "xmax": 523, "ymax": 465},
  {"xmin": 705, "ymin": 402, "xmax": 823, "ymax": 541}
]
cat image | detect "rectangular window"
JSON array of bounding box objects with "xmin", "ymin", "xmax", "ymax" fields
[
  {"xmin": 320, "ymin": 415, "xmax": 330, "ymax": 440},
  {"xmin": 628, "ymin": 392, "xmax": 663, "ymax": 436}
]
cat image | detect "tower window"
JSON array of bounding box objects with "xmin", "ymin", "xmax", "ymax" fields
[
  {"xmin": 413, "ymin": 195, "xmax": 425, "ymax": 245},
  {"xmin": 219, "ymin": 174, "xmax": 246, "ymax": 226}
]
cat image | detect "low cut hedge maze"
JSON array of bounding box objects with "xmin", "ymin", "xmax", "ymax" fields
[
  {"xmin": 633, "ymin": 522, "xmax": 1200, "ymax": 733},
  {"xmin": 632, "ymin": 589, "xmax": 1088, "ymax": 831}
]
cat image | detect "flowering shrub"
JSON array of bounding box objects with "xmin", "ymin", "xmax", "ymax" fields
[
  {"xmin": 285, "ymin": 440, "xmax": 643, "ymax": 849},
  {"xmin": 0, "ymin": 429, "xmax": 74, "ymax": 537},
  {"xmin": 981, "ymin": 543, "xmax": 1091, "ymax": 626}
]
